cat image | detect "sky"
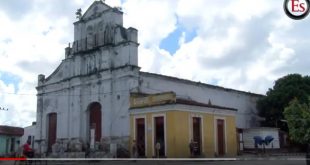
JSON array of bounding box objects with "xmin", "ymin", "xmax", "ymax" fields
[{"xmin": 0, "ymin": 0, "xmax": 310, "ymax": 127}]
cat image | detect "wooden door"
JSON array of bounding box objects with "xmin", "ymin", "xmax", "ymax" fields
[
  {"xmin": 136, "ymin": 118, "xmax": 146, "ymax": 157},
  {"xmin": 154, "ymin": 116, "xmax": 165, "ymax": 157},
  {"xmin": 217, "ymin": 119, "xmax": 225, "ymax": 156},
  {"xmin": 89, "ymin": 103, "xmax": 102, "ymax": 142},
  {"xmin": 193, "ymin": 117, "xmax": 201, "ymax": 155},
  {"xmin": 48, "ymin": 113, "xmax": 57, "ymax": 152}
]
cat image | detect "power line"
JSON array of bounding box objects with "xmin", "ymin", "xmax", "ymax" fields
[
  {"xmin": 1, "ymin": 86, "xmax": 246, "ymax": 112},
  {"xmin": 0, "ymin": 93, "xmax": 36, "ymax": 96},
  {"xmin": 0, "ymin": 87, "xmax": 186, "ymax": 98},
  {"xmin": 0, "ymin": 89, "xmax": 134, "ymax": 97},
  {"xmin": 0, "ymin": 86, "xmax": 203, "ymax": 104},
  {"xmin": 0, "ymin": 107, "xmax": 9, "ymax": 111}
]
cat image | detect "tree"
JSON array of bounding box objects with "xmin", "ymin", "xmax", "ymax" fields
[
  {"xmin": 284, "ymin": 98, "xmax": 310, "ymax": 144},
  {"xmin": 284, "ymin": 98, "xmax": 310, "ymax": 165},
  {"xmin": 257, "ymin": 74, "xmax": 310, "ymax": 131}
]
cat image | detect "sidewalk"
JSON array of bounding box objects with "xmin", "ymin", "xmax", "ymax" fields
[
  {"xmin": 238, "ymin": 152, "xmax": 306, "ymax": 157},
  {"xmin": 0, "ymin": 154, "xmax": 307, "ymax": 165},
  {"xmin": 0, "ymin": 161, "xmax": 14, "ymax": 165}
]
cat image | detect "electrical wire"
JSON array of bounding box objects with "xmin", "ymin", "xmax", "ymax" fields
[
  {"xmin": 0, "ymin": 88, "xmax": 133, "ymax": 97},
  {"xmin": 0, "ymin": 83, "xmax": 260, "ymax": 115}
]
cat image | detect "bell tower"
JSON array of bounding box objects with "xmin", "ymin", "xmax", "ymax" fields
[{"xmin": 65, "ymin": 0, "xmax": 139, "ymax": 69}]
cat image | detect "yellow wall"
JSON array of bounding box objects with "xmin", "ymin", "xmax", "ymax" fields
[
  {"xmin": 224, "ymin": 116, "xmax": 237, "ymax": 156},
  {"xmin": 166, "ymin": 111, "xmax": 189, "ymax": 158},
  {"xmin": 204, "ymin": 114, "xmax": 215, "ymax": 157},
  {"xmin": 130, "ymin": 110, "xmax": 237, "ymax": 158}
]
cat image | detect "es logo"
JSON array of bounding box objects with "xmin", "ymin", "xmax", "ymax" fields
[{"xmin": 284, "ymin": 0, "xmax": 310, "ymax": 20}]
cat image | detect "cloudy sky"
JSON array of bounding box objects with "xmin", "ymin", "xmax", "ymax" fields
[{"xmin": 0, "ymin": 0, "xmax": 310, "ymax": 127}]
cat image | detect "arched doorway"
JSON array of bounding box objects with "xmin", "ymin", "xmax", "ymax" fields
[
  {"xmin": 88, "ymin": 102, "xmax": 102, "ymax": 142},
  {"xmin": 47, "ymin": 113, "xmax": 57, "ymax": 152}
]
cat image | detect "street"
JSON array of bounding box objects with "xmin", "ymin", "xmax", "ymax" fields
[{"xmin": 0, "ymin": 158, "xmax": 307, "ymax": 165}]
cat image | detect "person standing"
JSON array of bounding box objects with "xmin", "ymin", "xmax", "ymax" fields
[
  {"xmin": 189, "ymin": 139, "xmax": 195, "ymax": 157},
  {"xmin": 155, "ymin": 141, "xmax": 161, "ymax": 158},
  {"xmin": 132, "ymin": 140, "xmax": 138, "ymax": 158},
  {"xmin": 23, "ymin": 140, "xmax": 34, "ymax": 158}
]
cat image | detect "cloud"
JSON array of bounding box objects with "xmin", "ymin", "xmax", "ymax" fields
[
  {"xmin": 0, "ymin": 0, "xmax": 34, "ymax": 20},
  {"xmin": 17, "ymin": 61, "xmax": 60, "ymax": 76},
  {"xmin": 0, "ymin": 0, "xmax": 75, "ymax": 127},
  {"xmin": 0, "ymin": 79, "xmax": 36, "ymax": 127},
  {"xmin": 136, "ymin": 0, "xmax": 310, "ymax": 95},
  {"xmin": 122, "ymin": 0, "xmax": 177, "ymax": 47}
]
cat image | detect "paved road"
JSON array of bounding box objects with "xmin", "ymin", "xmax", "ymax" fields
[{"xmin": 0, "ymin": 159, "xmax": 307, "ymax": 165}]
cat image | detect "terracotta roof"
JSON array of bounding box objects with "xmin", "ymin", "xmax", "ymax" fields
[{"xmin": 0, "ymin": 125, "xmax": 24, "ymax": 136}]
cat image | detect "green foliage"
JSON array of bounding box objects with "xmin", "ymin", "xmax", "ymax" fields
[
  {"xmin": 257, "ymin": 74, "xmax": 310, "ymax": 130},
  {"xmin": 284, "ymin": 99, "xmax": 310, "ymax": 144}
]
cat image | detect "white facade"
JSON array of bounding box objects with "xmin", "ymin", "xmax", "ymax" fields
[
  {"xmin": 139, "ymin": 72, "xmax": 262, "ymax": 129},
  {"xmin": 35, "ymin": 1, "xmax": 140, "ymax": 152},
  {"xmin": 35, "ymin": 1, "xmax": 263, "ymax": 153},
  {"xmin": 21, "ymin": 123, "xmax": 38, "ymax": 150},
  {"xmin": 243, "ymin": 127, "xmax": 280, "ymax": 149}
]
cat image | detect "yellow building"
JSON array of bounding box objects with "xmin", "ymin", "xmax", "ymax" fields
[{"xmin": 129, "ymin": 92, "xmax": 238, "ymax": 158}]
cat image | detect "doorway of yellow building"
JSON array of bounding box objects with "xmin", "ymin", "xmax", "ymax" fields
[
  {"xmin": 216, "ymin": 119, "xmax": 226, "ymax": 156},
  {"xmin": 154, "ymin": 116, "xmax": 165, "ymax": 157},
  {"xmin": 136, "ymin": 118, "xmax": 146, "ymax": 157},
  {"xmin": 192, "ymin": 117, "xmax": 202, "ymax": 156}
]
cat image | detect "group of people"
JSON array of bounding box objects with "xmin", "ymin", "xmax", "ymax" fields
[
  {"xmin": 131, "ymin": 139, "xmax": 198, "ymax": 158},
  {"xmin": 22, "ymin": 139, "xmax": 200, "ymax": 158},
  {"xmin": 22, "ymin": 139, "xmax": 199, "ymax": 158}
]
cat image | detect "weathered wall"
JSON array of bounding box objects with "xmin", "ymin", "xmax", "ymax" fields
[
  {"xmin": 35, "ymin": 1, "xmax": 140, "ymax": 151},
  {"xmin": 36, "ymin": 67, "xmax": 140, "ymax": 143},
  {"xmin": 243, "ymin": 128, "xmax": 280, "ymax": 149},
  {"xmin": 139, "ymin": 72, "xmax": 263, "ymax": 129},
  {"xmin": 130, "ymin": 107, "xmax": 237, "ymax": 158},
  {"xmin": 21, "ymin": 124, "xmax": 38, "ymax": 150}
]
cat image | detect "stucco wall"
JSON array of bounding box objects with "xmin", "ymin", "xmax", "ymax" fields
[
  {"xmin": 139, "ymin": 72, "xmax": 262, "ymax": 129},
  {"xmin": 243, "ymin": 128, "xmax": 280, "ymax": 149},
  {"xmin": 130, "ymin": 108, "xmax": 237, "ymax": 158},
  {"xmin": 21, "ymin": 125, "xmax": 38, "ymax": 150},
  {"xmin": 35, "ymin": 2, "xmax": 140, "ymax": 149},
  {"xmin": 36, "ymin": 67, "xmax": 140, "ymax": 143}
]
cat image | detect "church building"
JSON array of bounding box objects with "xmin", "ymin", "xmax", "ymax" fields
[{"xmin": 35, "ymin": 1, "xmax": 263, "ymax": 158}]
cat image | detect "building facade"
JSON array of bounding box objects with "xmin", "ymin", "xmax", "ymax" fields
[
  {"xmin": 21, "ymin": 122, "xmax": 37, "ymax": 151},
  {"xmin": 0, "ymin": 125, "xmax": 24, "ymax": 156},
  {"xmin": 35, "ymin": 1, "xmax": 263, "ymax": 157},
  {"xmin": 129, "ymin": 92, "xmax": 238, "ymax": 158}
]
